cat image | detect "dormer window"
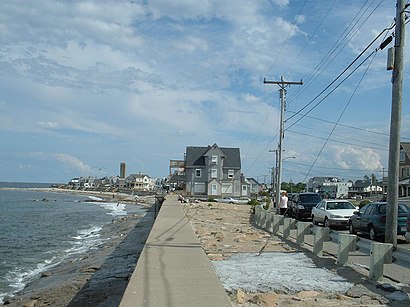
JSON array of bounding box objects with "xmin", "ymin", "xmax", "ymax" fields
[
  {"xmin": 228, "ymin": 170, "xmax": 234, "ymax": 178},
  {"xmin": 211, "ymin": 155, "xmax": 218, "ymax": 163}
]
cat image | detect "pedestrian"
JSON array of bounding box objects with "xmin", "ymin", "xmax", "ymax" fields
[{"xmin": 279, "ymin": 191, "xmax": 288, "ymax": 215}]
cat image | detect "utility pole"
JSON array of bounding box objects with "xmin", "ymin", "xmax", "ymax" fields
[
  {"xmin": 264, "ymin": 77, "xmax": 302, "ymax": 211},
  {"xmin": 386, "ymin": 0, "xmax": 406, "ymax": 247}
]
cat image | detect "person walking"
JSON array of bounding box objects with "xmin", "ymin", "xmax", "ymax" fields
[{"xmin": 279, "ymin": 191, "xmax": 288, "ymax": 215}]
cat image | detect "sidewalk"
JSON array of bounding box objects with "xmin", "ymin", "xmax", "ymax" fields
[{"xmin": 120, "ymin": 195, "xmax": 231, "ymax": 307}]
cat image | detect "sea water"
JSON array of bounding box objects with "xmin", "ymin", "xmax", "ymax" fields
[{"xmin": 0, "ymin": 184, "xmax": 147, "ymax": 303}]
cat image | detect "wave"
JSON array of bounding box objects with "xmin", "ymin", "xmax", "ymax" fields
[{"xmin": 1, "ymin": 225, "xmax": 107, "ymax": 303}]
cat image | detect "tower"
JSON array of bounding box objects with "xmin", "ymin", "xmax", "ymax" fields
[{"xmin": 120, "ymin": 162, "xmax": 126, "ymax": 178}]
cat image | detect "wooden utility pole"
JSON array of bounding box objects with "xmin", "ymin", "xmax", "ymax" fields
[
  {"xmin": 386, "ymin": 0, "xmax": 406, "ymax": 247},
  {"xmin": 264, "ymin": 77, "xmax": 302, "ymax": 210}
]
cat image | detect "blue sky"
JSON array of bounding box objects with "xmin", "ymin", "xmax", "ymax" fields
[{"xmin": 0, "ymin": 0, "xmax": 409, "ymax": 184}]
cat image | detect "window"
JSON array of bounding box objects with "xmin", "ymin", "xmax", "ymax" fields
[
  {"xmin": 403, "ymin": 167, "xmax": 410, "ymax": 178},
  {"xmin": 228, "ymin": 170, "xmax": 234, "ymax": 178},
  {"xmin": 195, "ymin": 169, "xmax": 201, "ymax": 177},
  {"xmin": 400, "ymin": 149, "xmax": 407, "ymax": 162},
  {"xmin": 211, "ymin": 155, "xmax": 218, "ymax": 163},
  {"xmin": 242, "ymin": 185, "xmax": 247, "ymax": 192},
  {"xmin": 211, "ymin": 169, "xmax": 217, "ymax": 178}
]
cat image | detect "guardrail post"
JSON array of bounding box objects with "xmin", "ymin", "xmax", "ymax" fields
[
  {"xmin": 336, "ymin": 233, "xmax": 357, "ymax": 266},
  {"xmin": 265, "ymin": 212, "xmax": 273, "ymax": 232},
  {"xmin": 296, "ymin": 222, "xmax": 311, "ymax": 245},
  {"xmin": 260, "ymin": 209, "xmax": 267, "ymax": 229},
  {"xmin": 313, "ymin": 226, "xmax": 329, "ymax": 257},
  {"xmin": 369, "ymin": 242, "xmax": 393, "ymax": 280},
  {"xmin": 272, "ymin": 215, "xmax": 283, "ymax": 235},
  {"xmin": 283, "ymin": 217, "xmax": 292, "ymax": 238},
  {"xmin": 255, "ymin": 205, "xmax": 261, "ymax": 226}
]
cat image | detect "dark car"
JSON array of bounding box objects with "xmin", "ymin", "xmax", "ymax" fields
[
  {"xmin": 348, "ymin": 202, "xmax": 409, "ymax": 240},
  {"xmin": 290, "ymin": 192, "xmax": 322, "ymax": 220}
]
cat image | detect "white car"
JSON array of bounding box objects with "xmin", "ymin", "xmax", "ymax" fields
[
  {"xmin": 216, "ymin": 196, "xmax": 239, "ymax": 204},
  {"xmin": 311, "ymin": 199, "xmax": 358, "ymax": 228}
]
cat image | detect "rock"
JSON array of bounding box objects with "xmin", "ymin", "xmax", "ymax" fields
[
  {"xmin": 251, "ymin": 292, "xmax": 279, "ymax": 306},
  {"xmin": 297, "ymin": 290, "xmax": 320, "ymax": 299},
  {"xmin": 377, "ymin": 283, "xmax": 401, "ymax": 293},
  {"xmin": 207, "ymin": 253, "xmax": 224, "ymax": 261},
  {"xmin": 236, "ymin": 289, "xmax": 246, "ymax": 304},
  {"xmin": 41, "ymin": 271, "xmax": 52, "ymax": 278},
  {"xmin": 385, "ymin": 290, "xmax": 410, "ymax": 301},
  {"xmin": 23, "ymin": 300, "xmax": 38, "ymax": 307}
]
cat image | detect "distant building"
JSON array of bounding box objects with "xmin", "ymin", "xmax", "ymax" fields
[
  {"xmin": 120, "ymin": 162, "xmax": 126, "ymax": 179},
  {"xmin": 307, "ymin": 176, "xmax": 352, "ymax": 199},
  {"xmin": 348, "ymin": 180, "xmax": 383, "ymax": 198},
  {"xmin": 125, "ymin": 173, "xmax": 155, "ymax": 191},
  {"xmin": 184, "ymin": 143, "xmax": 242, "ymax": 198}
]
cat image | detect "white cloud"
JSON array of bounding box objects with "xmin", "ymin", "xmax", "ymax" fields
[
  {"xmin": 273, "ymin": 0, "xmax": 289, "ymax": 8},
  {"xmin": 333, "ymin": 146, "xmax": 383, "ymax": 171},
  {"xmin": 53, "ymin": 153, "xmax": 93, "ymax": 174}
]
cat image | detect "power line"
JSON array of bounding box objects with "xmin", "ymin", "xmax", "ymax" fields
[
  {"xmin": 302, "ymin": 44, "xmax": 379, "ymax": 182},
  {"xmin": 287, "ymin": 130, "xmax": 388, "ymax": 151},
  {"xmin": 285, "ymin": 50, "xmax": 377, "ymax": 130},
  {"xmin": 287, "ymin": 0, "xmax": 383, "ymax": 106}
]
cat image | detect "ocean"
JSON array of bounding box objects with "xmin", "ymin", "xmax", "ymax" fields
[{"xmin": 0, "ymin": 183, "xmax": 148, "ymax": 303}]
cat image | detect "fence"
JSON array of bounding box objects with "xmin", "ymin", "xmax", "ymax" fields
[{"xmin": 254, "ymin": 205, "xmax": 408, "ymax": 281}]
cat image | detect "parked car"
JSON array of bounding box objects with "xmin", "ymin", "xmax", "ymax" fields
[
  {"xmin": 237, "ymin": 197, "xmax": 251, "ymax": 204},
  {"xmin": 216, "ymin": 196, "xmax": 239, "ymax": 204},
  {"xmin": 289, "ymin": 192, "xmax": 322, "ymax": 220},
  {"xmin": 311, "ymin": 199, "xmax": 358, "ymax": 228},
  {"xmin": 348, "ymin": 202, "xmax": 409, "ymax": 240},
  {"xmin": 405, "ymin": 210, "xmax": 410, "ymax": 243}
]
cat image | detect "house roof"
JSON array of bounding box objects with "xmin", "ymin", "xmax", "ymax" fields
[
  {"xmin": 401, "ymin": 142, "xmax": 410, "ymax": 159},
  {"xmin": 185, "ymin": 144, "xmax": 241, "ymax": 168}
]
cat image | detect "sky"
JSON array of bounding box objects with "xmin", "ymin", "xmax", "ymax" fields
[{"xmin": 0, "ymin": 0, "xmax": 409, "ymax": 184}]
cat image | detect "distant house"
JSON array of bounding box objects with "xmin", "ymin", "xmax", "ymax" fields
[
  {"xmin": 348, "ymin": 180, "xmax": 383, "ymax": 198},
  {"xmin": 185, "ymin": 143, "xmax": 242, "ymax": 198},
  {"xmin": 399, "ymin": 142, "xmax": 410, "ymax": 197},
  {"xmin": 247, "ymin": 177, "xmax": 261, "ymax": 197},
  {"xmin": 68, "ymin": 177, "xmax": 80, "ymax": 189},
  {"xmin": 307, "ymin": 177, "xmax": 352, "ymax": 198},
  {"xmin": 126, "ymin": 173, "xmax": 155, "ymax": 191}
]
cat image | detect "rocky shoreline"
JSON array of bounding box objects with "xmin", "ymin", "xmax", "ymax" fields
[{"xmin": 3, "ymin": 190, "xmax": 158, "ymax": 307}]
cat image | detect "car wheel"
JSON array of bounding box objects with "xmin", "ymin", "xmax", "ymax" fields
[
  {"xmin": 349, "ymin": 221, "xmax": 356, "ymax": 234},
  {"xmin": 369, "ymin": 225, "xmax": 377, "ymax": 240},
  {"xmin": 312, "ymin": 216, "xmax": 318, "ymax": 225},
  {"xmin": 324, "ymin": 217, "xmax": 330, "ymax": 228}
]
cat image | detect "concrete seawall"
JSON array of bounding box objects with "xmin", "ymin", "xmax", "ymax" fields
[{"xmin": 120, "ymin": 195, "xmax": 231, "ymax": 307}]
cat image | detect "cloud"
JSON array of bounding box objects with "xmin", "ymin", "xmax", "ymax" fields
[
  {"xmin": 38, "ymin": 121, "xmax": 60, "ymax": 129},
  {"xmin": 332, "ymin": 146, "xmax": 383, "ymax": 171},
  {"xmin": 53, "ymin": 153, "xmax": 93, "ymax": 173}
]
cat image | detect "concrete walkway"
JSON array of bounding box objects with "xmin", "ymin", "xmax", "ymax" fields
[{"xmin": 120, "ymin": 195, "xmax": 231, "ymax": 307}]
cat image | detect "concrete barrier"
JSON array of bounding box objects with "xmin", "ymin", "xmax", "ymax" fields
[
  {"xmin": 283, "ymin": 218, "xmax": 291, "ymax": 239},
  {"xmin": 296, "ymin": 222, "xmax": 311, "ymax": 245},
  {"xmin": 336, "ymin": 233, "xmax": 357, "ymax": 266},
  {"xmin": 369, "ymin": 241, "xmax": 393, "ymax": 280},
  {"xmin": 272, "ymin": 215, "xmax": 284, "ymax": 234},
  {"xmin": 265, "ymin": 212, "xmax": 273, "ymax": 232},
  {"xmin": 312, "ymin": 226, "xmax": 329, "ymax": 257}
]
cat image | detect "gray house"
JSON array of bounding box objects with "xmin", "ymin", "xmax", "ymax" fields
[{"xmin": 185, "ymin": 143, "xmax": 242, "ymax": 198}]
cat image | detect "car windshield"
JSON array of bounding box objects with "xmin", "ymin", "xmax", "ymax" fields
[
  {"xmin": 300, "ymin": 194, "xmax": 321, "ymax": 203},
  {"xmin": 327, "ymin": 202, "xmax": 355, "ymax": 210}
]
